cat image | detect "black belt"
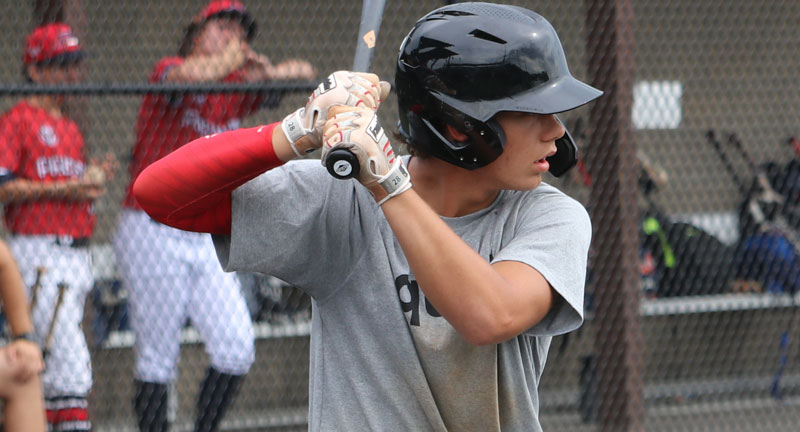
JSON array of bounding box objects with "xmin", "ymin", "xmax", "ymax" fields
[
  {"xmin": 11, "ymin": 234, "xmax": 90, "ymax": 248},
  {"xmin": 54, "ymin": 236, "xmax": 90, "ymax": 248}
]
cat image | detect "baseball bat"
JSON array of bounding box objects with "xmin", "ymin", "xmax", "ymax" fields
[
  {"xmin": 325, "ymin": 0, "xmax": 387, "ymax": 180},
  {"xmin": 727, "ymin": 133, "xmax": 784, "ymax": 205},
  {"xmin": 706, "ymin": 130, "xmax": 748, "ymax": 193},
  {"xmin": 43, "ymin": 281, "xmax": 68, "ymax": 361},
  {"xmin": 727, "ymin": 133, "xmax": 757, "ymax": 167},
  {"xmin": 29, "ymin": 266, "xmax": 46, "ymax": 314}
]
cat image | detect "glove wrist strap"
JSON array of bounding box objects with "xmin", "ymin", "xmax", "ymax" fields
[
  {"xmin": 372, "ymin": 161, "xmax": 412, "ymax": 206},
  {"xmin": 281, "ymin": 108, "xmax": 312, "ymax": 158}
]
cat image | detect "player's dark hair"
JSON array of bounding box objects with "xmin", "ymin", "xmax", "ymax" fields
[
  {"xmin": 179, "ymin": 23, "xmax": 202, "ymax": 57},
  {"xmin": 22, "ymin": 56, "xmax": 83, "ymax": 83},
  {"xmin": 23, "ymin": 66, "xmax": 34, "ymax": 83},
  {"xmin": 179, "ymin": 11, "xmax": 256, "ymax": 57}
]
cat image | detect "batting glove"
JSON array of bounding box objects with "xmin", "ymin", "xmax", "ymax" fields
[
  {"xmin": 322, "ymin": 106, "xmax": 412, "ymax": 205},
  {"xmin": 281, "ymin": 71, "xmax": 390, "ymax": 158}
]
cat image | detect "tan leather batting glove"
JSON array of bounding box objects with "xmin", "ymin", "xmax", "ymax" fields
[
  {"xmin": 322, "ymin": 106, "xmax": 412, "ymax": 205},
  {"xmin": 281, "ymin": 71, "xmax": 391, "ymax": 158}
]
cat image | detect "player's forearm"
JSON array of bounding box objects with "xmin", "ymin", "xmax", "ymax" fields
[
  {"xmin": 0, "ymin": 179, "xmax": 79, "ymax": 203},
  {"xmin": 134, "ymin": 123, "xmax": 292, "ymax": 234},
  {"xmin": 0, "ymin": 285, "xmax": 34, "ymax": 336},
  {"xmin": 381, "ymin": 190, "xmax": 553, "ymax": 345},
  {"xmin": 0, "ymin": 245, "xmax": 34, "ymax": 336},
  {"xmin": 166, "ymin": 58, "xmax": 241, "ymax": 82}
]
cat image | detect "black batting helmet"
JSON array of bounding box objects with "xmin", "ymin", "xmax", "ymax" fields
[{"xmin": 395, "ymin": 2, "xmax": 602, "ymax": 174}]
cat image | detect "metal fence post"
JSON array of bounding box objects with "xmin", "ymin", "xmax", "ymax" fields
[{"xmin": 585, "ymin": 0, "xmax": 644, "ymax": 431}]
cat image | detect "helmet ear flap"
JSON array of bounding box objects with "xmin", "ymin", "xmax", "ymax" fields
[
  {"xmin": 547, "ymin": 116, "xmax": 578, "ymax": 177},
  {"xmin": 405, "ymin": 110, "xmax": 505, "ymax": 169},
  {"xmin": 459, "ymin": 118, "xmax": 505, "ymax": 166}
]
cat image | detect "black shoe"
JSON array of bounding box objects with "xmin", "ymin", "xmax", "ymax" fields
[
  {"xmin": 133, "ymin": 380, "xmax": 169, "ymax": 432},
  {"xmin": 194, "ymin": 368, "xmax": 245, "ymax": 432}
]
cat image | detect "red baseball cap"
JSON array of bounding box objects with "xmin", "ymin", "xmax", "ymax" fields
[
  {"xmin": 192, "ymin": 0, "xmax": 256, "ymax": 41},
  {"xmin": 24, "ymin": 23, "xmax": 84, "ymax": 65}
]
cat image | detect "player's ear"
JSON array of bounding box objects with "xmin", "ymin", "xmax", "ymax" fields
[{"xmin": 444, "ymin": 123, "xmax": 469, "ymax": 142}]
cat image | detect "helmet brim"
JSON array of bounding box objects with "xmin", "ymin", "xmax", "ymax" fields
[
  {"xmin": 438, "ymin": 75, "xmax": 603, "ymax": 122},
  {"xmin": 37, "ymin": 50, "xmax": 85, "ymax": 66}
]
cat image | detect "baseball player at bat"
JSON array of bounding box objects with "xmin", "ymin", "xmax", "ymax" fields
[
  {"xmin": 112, "ymin": 2, "xmax": 315, "ymax": 431},
  {"xmin": 0, "ymin": 23, "xmax": 116, "ymax": 432},
  {"xmin": 134, "ymin": 3, "xmax": 601, "ymax": 431}
]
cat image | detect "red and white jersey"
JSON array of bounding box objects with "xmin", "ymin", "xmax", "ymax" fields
[
  {"xmin": 123, "ymin": 57, "xmax": 265, "ymax": 209},
  {"xmin": 0, "ymin": 101, "xmax": 94, "ymax": 236}
]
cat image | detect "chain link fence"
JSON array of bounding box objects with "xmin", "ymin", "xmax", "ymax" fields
[{"xmin": 0, "ymin": 0, "xmax": 799, "ymax": 431}]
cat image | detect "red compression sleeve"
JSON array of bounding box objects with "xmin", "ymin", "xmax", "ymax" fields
[{"xmin": 133, "ymin": 123, "xmax": 283, "ymax": 235}]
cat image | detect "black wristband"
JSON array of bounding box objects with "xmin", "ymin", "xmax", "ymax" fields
[{"xmin": 13, "ymin": 332, "xmax": 36, "ymax": 343}]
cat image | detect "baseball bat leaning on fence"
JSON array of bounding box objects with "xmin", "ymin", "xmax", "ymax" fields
[
  {"xmin": 705, "ymin": 130, "xmax": 748, "ymax": 192},
  {"xmin": 28, "ymin": 266, "xmax": 46, "ymax": 314},
  {"xmin": 324, "ymin": 0, "xmax": 386, "ymax": 180},
  {"xmin": 42, "ymin": 282, "xmax": 68, "ymax": 362}
]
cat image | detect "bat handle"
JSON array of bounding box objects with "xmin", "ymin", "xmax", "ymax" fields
[
  {"xmin": 728, "ymin": 133, "xmax": 757, "ymax": 166},
  {"xmin": 326, "ymin": 148, "xmax": 360, "ymax": 180},
  {"xmin": 29, "ymin": 266, "xmax": 46, "ymax": 313}
]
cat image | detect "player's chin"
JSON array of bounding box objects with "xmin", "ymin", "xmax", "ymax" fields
[
  {"xmin": 525, "ymin": 177, "xmax": 543, "ymax": 190},
  {"xmin": 507, "ymin": 173, "xmax": 543, "ymax": 191}
]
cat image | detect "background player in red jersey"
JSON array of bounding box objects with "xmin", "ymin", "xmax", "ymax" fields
[
  {"xmin": 0, "ymin": 23, "xmax": 116, "ymax": 432},
  {"xmin": 112, "ymin": 1, "xmax": 315, "ymax": 431}
]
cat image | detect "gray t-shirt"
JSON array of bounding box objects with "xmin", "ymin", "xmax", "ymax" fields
[{"xmin": 214, "ymin": 158, "xmax": 591, "ymax": 431}]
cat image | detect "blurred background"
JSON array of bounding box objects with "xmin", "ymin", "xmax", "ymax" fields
[{"xmin": 0, "ymin": 0, "xmax": 799, "ymax": 431}]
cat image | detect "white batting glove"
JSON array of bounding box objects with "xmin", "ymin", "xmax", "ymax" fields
[
  {"xmin": 322, "ymin": 106, "xmax": 412, "ymax": 205},
  {"xmin": 281, "ymin": 71, "xmax": 391, "ymax": 158}
]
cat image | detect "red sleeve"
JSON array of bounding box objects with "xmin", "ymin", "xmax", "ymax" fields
[
  {"xmin": 133, "ymin": 122, "xmax": 283, "ymax": 235},
  {"xmin": 0, "ymin": 111, "xmax": 22, "ymax": 178}
]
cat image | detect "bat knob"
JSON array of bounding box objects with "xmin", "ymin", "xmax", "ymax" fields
[{"xmin": 326, "ymin": 148, "xmax": 360, "ymax": 180}]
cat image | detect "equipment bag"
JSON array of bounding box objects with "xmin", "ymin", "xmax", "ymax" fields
[{"xmin": 641, "ymin": 214, "xmax": 735, "ymax": 297}]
